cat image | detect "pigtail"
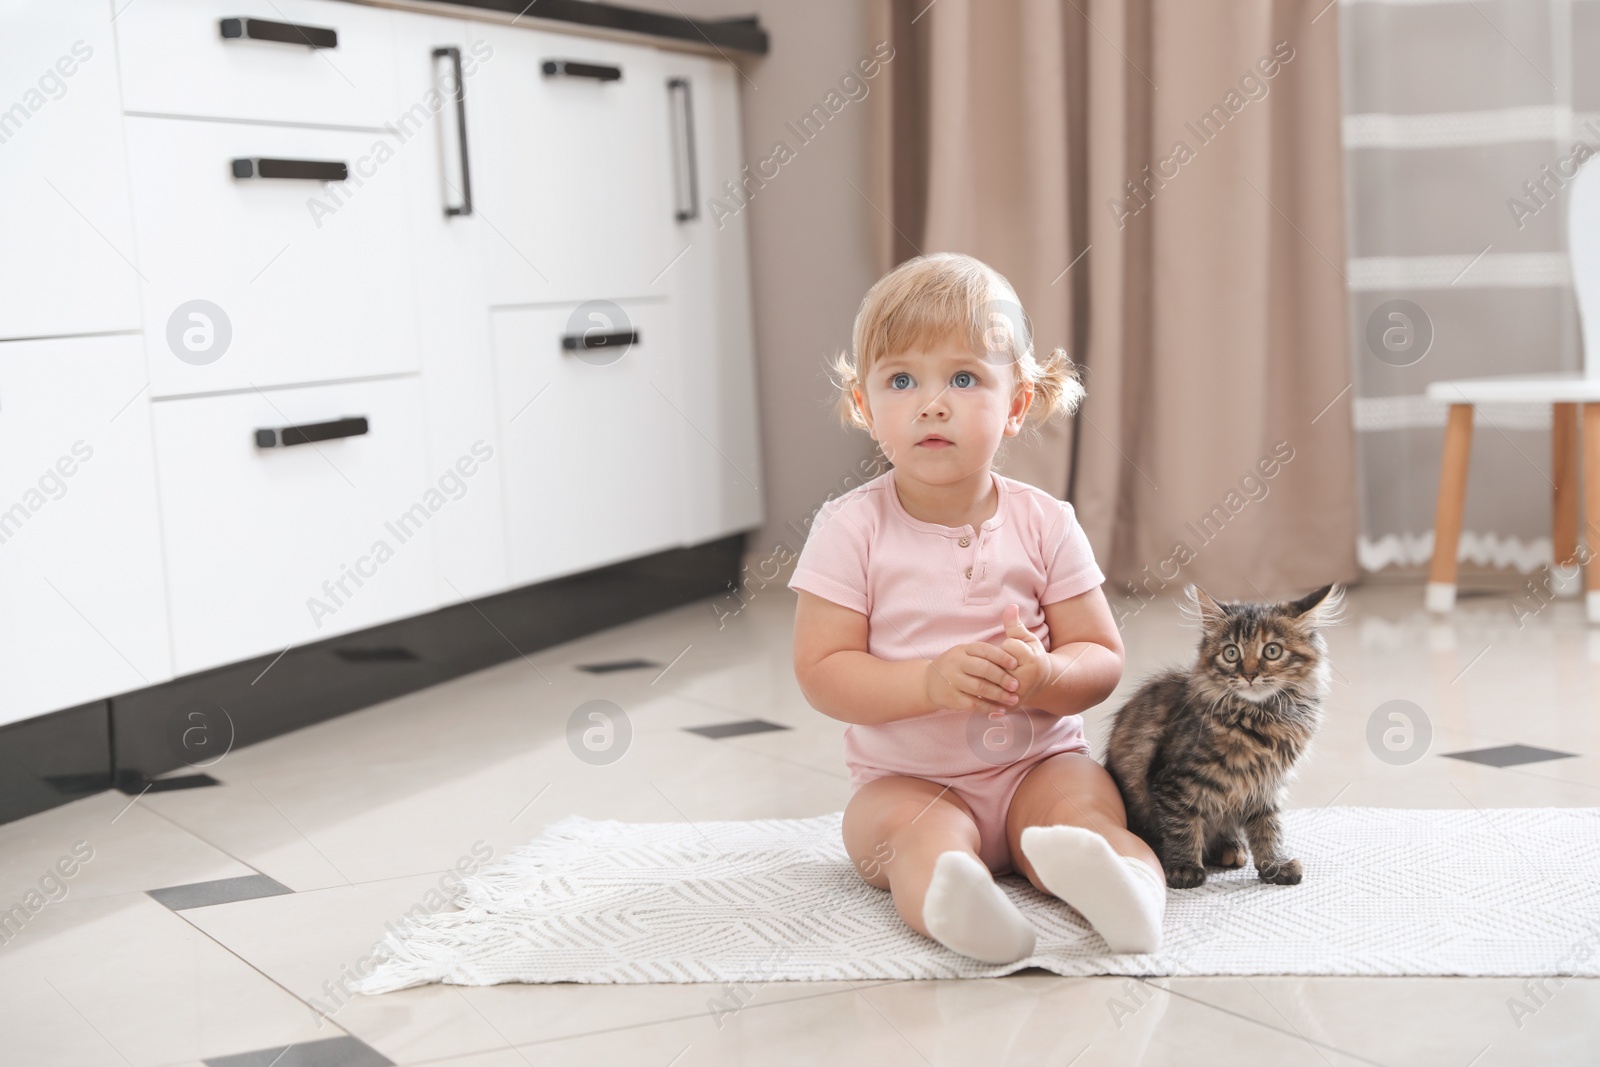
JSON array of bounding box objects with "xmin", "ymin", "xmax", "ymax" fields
[
  {"xmin": 828, "ymin": 347, "xmax": 870, "ymax": 430},
  {"xmin": 1026, "ymin": 346, "xmax": 1088, "ymax": 423}
]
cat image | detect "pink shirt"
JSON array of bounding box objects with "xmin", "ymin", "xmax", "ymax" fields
[{"xmin": 788, "ymin": 466, "xmax": 1107, "ymax": 784}]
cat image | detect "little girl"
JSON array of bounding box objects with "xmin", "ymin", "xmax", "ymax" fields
[{"xmin": 787, "ymin": 252, "xmax": 1166, "ymax": 963}]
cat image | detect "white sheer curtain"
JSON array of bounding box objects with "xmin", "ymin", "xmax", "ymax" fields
[{"xmin": 1342, "ymin": 0, "xmax": 1592, "ymax": 575}]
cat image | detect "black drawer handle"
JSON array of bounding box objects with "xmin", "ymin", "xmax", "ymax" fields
[
  {"xmin": 542, "ymin": 59, "xmax": 622, "ymax": 81},
  {"xmin": 255, "ymin": 416, "xmax": 369, "ymax": 448},
  {"xmin": 219, "ymin": 17, "xmax": 338, "ymax": 49},
  {"xmin": 667, "ymin": 77, "xmax": 699, "ymax": 222},
  {"xmin": 231, "ymin": 158, "xmax": 349, "ymax": 181},
  {"xmin": 562, "ymin": 330, "xmax": 639, "ymax": 351},
  {"xmin": 433, "ymin": 46, "xmax": 474, "ymax": 217}
]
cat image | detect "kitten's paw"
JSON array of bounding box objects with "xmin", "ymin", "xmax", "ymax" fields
[
  {"xmin": 1204, "ymin": 841, "xmax": 1246, "ymax": 869},
  {"xmin": 1257, "ymin": 858, "xmax": 1302, "ymax": 885},
  {"xmin": 1165, "ymin": 862, "xmax": 1207, "ymax": 889}
]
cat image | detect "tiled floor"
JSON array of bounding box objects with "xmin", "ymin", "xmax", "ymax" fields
[{"xmin": 3, "ymin": 575, "xmax": 1599, "ymax": 1065}]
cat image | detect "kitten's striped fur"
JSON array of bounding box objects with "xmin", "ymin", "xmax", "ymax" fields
[{"xmin": 1105, "ymin": 583, "xmax": 1344, "ymax": 889}]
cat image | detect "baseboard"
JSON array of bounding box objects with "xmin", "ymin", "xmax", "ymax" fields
[
  {"xmin": 0, "ymin": 701, "xmax": 114, "ymax": 825},
  {"xmin": 0, "ymin": 534, "xmax": 745, "ymax": 826}
]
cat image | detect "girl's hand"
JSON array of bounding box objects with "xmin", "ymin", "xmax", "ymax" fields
[
  {"xmin": 999, "ymin": 603, "xmax": 1055, "ymax": 704},
  {"xmin": 924, "ymin": 642, "xmax": 1020, "ymax": 713}
]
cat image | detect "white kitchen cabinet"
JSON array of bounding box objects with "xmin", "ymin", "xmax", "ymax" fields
[
  {"xmin": 151, "ymin": 376, "xmax": 438, "ymax": 675},
  {"xmin": 124, "ymin": 115, "xmax": 420, "ymax": 396},
  {"xmin": 0, "ymin": 0, "xmax": 141, "ymax": 340},
  {"xmin": 472, "ymin": 26, "xmax": 675, "ymax": 306},
  {"xmin": 491, "ymin": 299, "xmax": 684, "ymax": 585},
  {"xmin": 0, "ymin": 0, "xmax": 767, "ymax": 735},
  {"xmin": 389, "ymin": 11, "xmax": 509, "ymax": 604},
  {"xmin": 656, "ymin": 52, "xmax": 765, "ymax": 545},
  {"xmin": 0, "ymin": 335, "xmax": 173, "ymax": 727},
  {"xmin": 115, "ymin": 0, "xmax": 397, "ymax": 129}
]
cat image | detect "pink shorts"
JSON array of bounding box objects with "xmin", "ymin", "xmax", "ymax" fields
[{"xmin": 848, "ymin": 714, "xmax": 1094, "ymax": 876}]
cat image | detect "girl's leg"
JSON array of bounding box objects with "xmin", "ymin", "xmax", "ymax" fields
[
  {"xmin": 1004, "ymin": 752, "xmax": 1167, "ymax": 953},
  {"xmin": 1005, "ymin": 752, "xmax": 1161, "ymax": 882},
  {"xmin": 843, "ymin": 774, "xmax": 1036, "ymax": 963}
]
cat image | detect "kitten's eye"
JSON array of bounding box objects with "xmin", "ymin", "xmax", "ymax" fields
[
  {"xmin": 1222, "ymin": 645, "xmax": 1240, "ymax": 662},
  {"xmin": 952, "ymin": 370, "xmax": 976, "ymax": 388},
  {"xmin": 890, "ymin": 372, "xmax": 913, "ymax": 390},
  {"xmin": 1263, "ymin": 642, "xmax": 1283, "ymax": 660}
]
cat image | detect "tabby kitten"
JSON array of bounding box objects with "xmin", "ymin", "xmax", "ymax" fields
[{"xmin": 1105, "ymin": 583, "xmax": 1343, "ymax": 889}]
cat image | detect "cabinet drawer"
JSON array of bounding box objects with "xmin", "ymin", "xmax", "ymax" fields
[
  {"xmin": 475, "ymin": 27, "xmax": 674, "ymax": 305},
  {"xmin": 0, "ymin": 335, "xmax": 172, "ymax": 726},
  {"xmin": 115, "ymin": 0, "xmax": 396, "ymax": 128},
  {"xmin": 491, "ymin": 299, "xmax": 684, "ymax": 585},
  {"xmin": 152, "ymin": 377, "xmax": 442, "ymax": 676},
  {"xmin": 125, "ymin": 116, "xmax": 418, "ymax": 396}
]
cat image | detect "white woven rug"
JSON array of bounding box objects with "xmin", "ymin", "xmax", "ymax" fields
[{"xmin": 352, "ymin": 807, "xmax": 1600, "ymax": 993}]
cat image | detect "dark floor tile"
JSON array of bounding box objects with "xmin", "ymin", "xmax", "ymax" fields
[
  {"xmin": 576, "ymin": 658, "xmax": 662, "ymax": 673},
  {"xmin": 1441, "ymin": 743, "xmax": 1580, "ymax": 768},
  {"xmin": 147, "ymin": 873, "xmax": 293, "ymax": 911},
  {"xmin": 685, "ymin": 719, "xmax": 792, "ymax": 739},
  {"xmin": 206, "ymin": 1035, "xmax": 392, "ymax": 1067}
]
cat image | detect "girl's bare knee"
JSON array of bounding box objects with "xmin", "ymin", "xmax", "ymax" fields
[{"xmin": 844, "ymin": 778, "xmax": 979, "ymax": 889}]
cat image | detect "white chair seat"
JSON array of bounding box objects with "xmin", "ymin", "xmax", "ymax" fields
[{"xmin": 1425, "ymin": 373, "xmax": 1600, "ymax": 404}]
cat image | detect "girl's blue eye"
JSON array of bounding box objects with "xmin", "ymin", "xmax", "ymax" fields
[
  {"xmin": 952, "ymin": 370, "xmax": 976, "ymax": 388},
  {"xmin": 890, "ymin": 372, "xmax": 913, "ymax": 389}
]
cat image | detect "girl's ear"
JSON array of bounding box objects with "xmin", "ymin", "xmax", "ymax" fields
[
  {"xmin": 1005, "ymin": 379, "xmax": 1033, "ymax": 436},
  {"xmin": 852, "ymin": 387, "xmax": 874, "ymax": 434}
]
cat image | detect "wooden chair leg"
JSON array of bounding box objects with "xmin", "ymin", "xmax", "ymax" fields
[
  {"xmin": 1427, "ymin": 403, "xmax": 1474, "ymax": 612},
  {"xmin": 1583, "ymin": 403, "xmax": 1600, "ymax": 624},
  {"xmin": 1553, "ymin": 403, "xmax": 1582, "ymax": 596}
]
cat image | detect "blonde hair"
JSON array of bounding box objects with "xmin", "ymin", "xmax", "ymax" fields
[{"xmin": 830, "ymin": 252, "xmax": 1086, "ymax": 435}]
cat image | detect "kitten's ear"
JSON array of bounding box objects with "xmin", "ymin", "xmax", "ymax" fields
[
  {"xmin": 1180, "ymin": 584, "xmax": 1228, "ymax": 628},
  {"xmin": 1287, "ymin": 583, "xmax": 1347, "ymax": 628}
]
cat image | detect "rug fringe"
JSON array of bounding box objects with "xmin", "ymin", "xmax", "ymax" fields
[
  {"xmin": 352, "ymin": 917, "xmax": 488, "ymax": 994},
  {"xmin": 351, "ymin": 838, "xmax": 589, "ymax": 994}
]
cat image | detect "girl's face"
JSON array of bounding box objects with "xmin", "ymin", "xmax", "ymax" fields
[{"xmin": 855, "ymin": 337, "xmax": 1032, "ymax": 485}]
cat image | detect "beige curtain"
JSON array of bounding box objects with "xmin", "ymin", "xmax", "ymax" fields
[{"xmin": 868, "ymin": 0, "xmax": 1360, "ymax": 602}]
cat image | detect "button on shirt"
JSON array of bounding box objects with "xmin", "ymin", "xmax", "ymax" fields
[{"xmin": 788, "ymin": 466, "xmax": 1107, "ymax": 779}]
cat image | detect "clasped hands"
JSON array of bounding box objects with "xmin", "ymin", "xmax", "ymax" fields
[{"xmin": 922, "ymin": 603, "xmax": 1059, "ymax": 714}]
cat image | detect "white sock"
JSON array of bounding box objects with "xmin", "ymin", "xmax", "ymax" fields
[
  {"xmin": 920, "ymin": 851, "xmax": 1037, "ymax": 964},
  {"xmin": 1020, "ymin": 825, "xmax": 1166, "ymax": 954}
]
